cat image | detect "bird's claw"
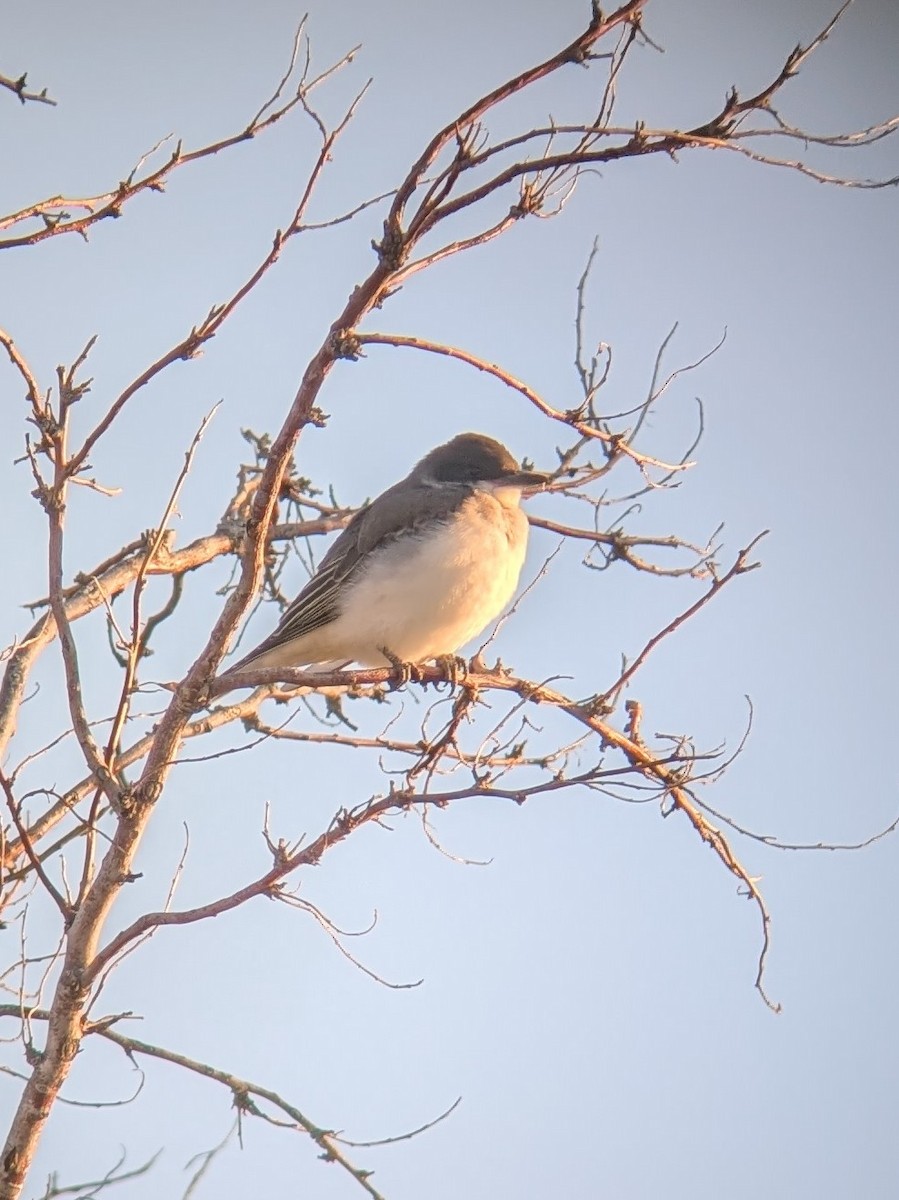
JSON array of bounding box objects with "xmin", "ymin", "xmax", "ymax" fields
[
  {"xmin": 434, "ymin": 654, "xmax": 468, "ymax": 688},
  {"xmin": 379, "ymin": 645, "xmax": 424, "ymax": 688}
]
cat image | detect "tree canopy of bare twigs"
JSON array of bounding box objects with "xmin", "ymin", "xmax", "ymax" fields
[{"xmin": 1, "ymin": 3, "xmax": 897, "ymax": 1198}]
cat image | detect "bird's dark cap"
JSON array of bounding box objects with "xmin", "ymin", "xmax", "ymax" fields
[{"xmin": 414, "ymin": 432, "xmax": 549, "ymax": 490}]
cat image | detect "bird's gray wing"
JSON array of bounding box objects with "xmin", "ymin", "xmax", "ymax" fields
[{"xmin": 245, "ymin": 480, "xmax": 472, "ymax": 659}]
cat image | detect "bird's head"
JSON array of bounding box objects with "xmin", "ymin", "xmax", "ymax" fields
[{"xmin": 413, "ymin": 432, "xmax": 549, "ymax": 494}]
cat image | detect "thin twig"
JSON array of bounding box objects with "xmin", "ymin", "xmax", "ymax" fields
[{"xmin": 95, "ymin": 1029, "xmax": 387, "ymax": 1200}]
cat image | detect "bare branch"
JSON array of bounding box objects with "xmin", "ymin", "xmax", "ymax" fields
[
  {"xmin": 336, "ymin": 1096, "xmax": 462, "ymax": 1148},
  {"xmin": 95, "ymin": 1029, "xmax": 388, "ymax": 1200},
  {"xmin": 0, "ymin": 22, "xmax": 347, "ymax": 249},
  {"xmin": 353, "ymin": 332, "xmax": 691, "ymax": 475},
  {"xmin": 602, "ymin": 533, "xmax": 769, "ymax": 704},
  {"xmin": 2, "ymin": 2, "xmax": 894, "ymax": 1191},
  {"xmin": 528, "ymin": 515, "xmax": 718, "ymax": 579},
  {"xmin": 0, "ymin": 773, "xmax": 70, "ymax": 922},
  {"xmin": 389, "ymin": 1, "xmax": 648, "ymax": 235},
  {"xmin": 36, "ymin": 1151, "xmax": 159, "ymax": 1199},
  {"xmin": 89, "ymin": 656, "xmax": 778, "ymax": 1009},
  {"xmin": 0, "ymin": 329, "xmax": 43, "ymax": 411}
]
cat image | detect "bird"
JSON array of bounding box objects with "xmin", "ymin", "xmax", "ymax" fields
[{"xmin": 226, "ymin": 432, "xmax": 549, "ymax": 677}]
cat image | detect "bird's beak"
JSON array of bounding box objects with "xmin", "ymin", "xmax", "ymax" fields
[{"xmin": 507, "ymin": 469, "xmax": 551, "ymax": 494}]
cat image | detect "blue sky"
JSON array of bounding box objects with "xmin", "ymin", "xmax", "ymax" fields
[{"xmin": 2, "ymin": 2, "xmax": 898, "ymax": 1197}]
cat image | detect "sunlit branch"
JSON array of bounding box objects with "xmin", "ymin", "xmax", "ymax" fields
[
  {"xmin": 99, "ymin": 659, "xmax": 780, "ymax": 1009},
  {"xmin": 0, "ymin": 20, "xmax": 345, "ymax": 249},
  {"xmin": 2, "ymin": 1, "xmax": 894, "ymax": 1191},
  {"xmin": 352, "ymin": 332, "xmax": 691, "ymax": 475},
  {"xmin": 601, "ymin": 533, "xmax": 768, "ymax": 705},
  {"xmin": 391, "ymin": 1, "xmax": 647, "ymax": 235}
]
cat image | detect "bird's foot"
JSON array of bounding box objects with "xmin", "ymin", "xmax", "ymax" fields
[
  {"xmin": 379, "ymin": 645, "xmax": 424, "ymax": 688},
  {"xmin": 433, "ymin": 654, "xmax": 468, "ymax": 688}
]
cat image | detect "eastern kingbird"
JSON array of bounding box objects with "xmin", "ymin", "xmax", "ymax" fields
[{"xmin": 228, "ymin": 432, "xmax": 549, "ymax": 676}]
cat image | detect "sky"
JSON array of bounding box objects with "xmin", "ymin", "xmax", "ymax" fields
[{"xmin": 2, "ymin": 1, "xmax": 898, "ymax": 1197}]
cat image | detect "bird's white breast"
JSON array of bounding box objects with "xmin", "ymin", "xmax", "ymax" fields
[{"xmin": 335, "ymin": 487, "xmax": 530, "ymax": 665}]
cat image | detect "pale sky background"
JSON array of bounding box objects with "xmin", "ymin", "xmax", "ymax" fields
[{"xmin": 2, "ymin": 2, "xmax": 898, "ymax": 1198}]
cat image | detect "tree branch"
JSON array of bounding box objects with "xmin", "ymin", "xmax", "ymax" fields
[{"xmin": 95, "ymin": 1028, "xmax": 388, "ymax": 1200}]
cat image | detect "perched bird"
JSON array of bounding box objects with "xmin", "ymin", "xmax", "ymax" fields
[{"xmin": 228, "ymin": 432, "xmax": 549, "ymax": 676}]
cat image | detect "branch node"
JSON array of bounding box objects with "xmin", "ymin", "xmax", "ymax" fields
[
  {"xmin": 329, "ymin": 329, "xmax": 362, "ymax": 360},
  {"xmin": 372, "ymin": 219, "xmax": 408, "ymax": 269}
]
